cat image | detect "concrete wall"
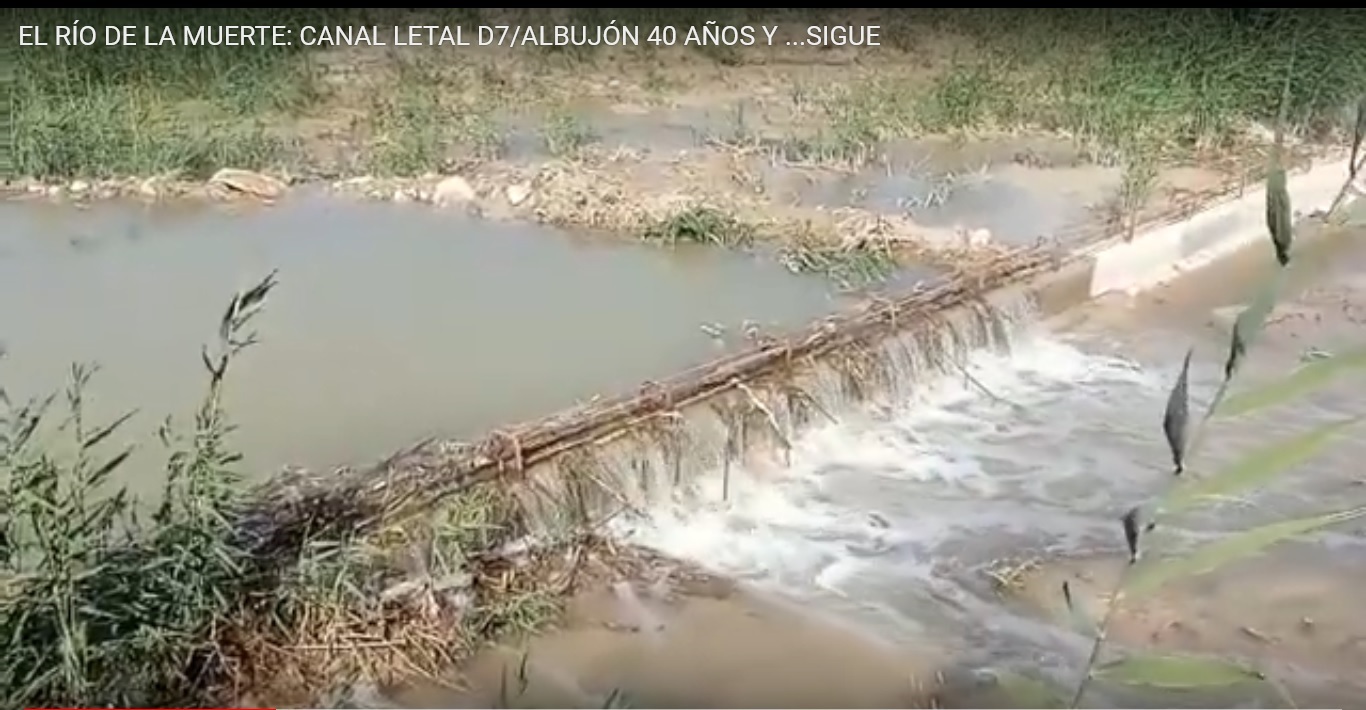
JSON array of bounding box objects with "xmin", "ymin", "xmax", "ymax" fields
[{"xmin": 1085, "ymin": 157, "xmax": 1356, "ymax": 298}]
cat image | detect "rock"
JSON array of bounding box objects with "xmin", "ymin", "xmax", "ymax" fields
[
  {"xmin": 432, "ymin": 570, "xmax": 474, "ymax": 592},
  {"xmin": 393, "ymin": 189, "xmax": 412, "ymax": 203},
  {"xmin": 69, "ymin": 179, "xmax": 89, "ymax": 193},
  {"xmin": 138, "ymin": 177, "xmax": 160, "ymax": 199},
  {"xmin": 432, "ymin": 175, "xmax": 476, "ymax": 207},
  {"xmin": 207, "ymin": 168, "xmax": 287, "ymax": 200},
  {"xmin": 505, "ymin": 182, "xmax": 532, "ymax": 206},
  {"xmin": 380, "ymin": 578, "xmax": 427, "ymax": 603},
  {"xmin": 961, "ymin": 227, "xmax": 992, "ymax": 248},
  {"xmin": 336, "ymin": 175, "xmax": 374, "ymax": 188}
]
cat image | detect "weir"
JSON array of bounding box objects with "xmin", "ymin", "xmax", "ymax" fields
[
  {"xmin": 237, "ymin": 147, "xmax": 1333, "ymax": 558},
  {"xmin": 505, "ymin": 286, "xmax": 1036, "ymax": 541},
  {"xmin": 237, "ymin": 243, "xmax": 1083, "ymax": 559},
  {"xmin": 233, "ymin": 151, "xmax": 1314, "ymax": 559}
]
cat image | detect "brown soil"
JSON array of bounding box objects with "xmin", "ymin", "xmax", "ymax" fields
[{"xmin": 1009, "ymin": 546, "xmax": 1366, "ymax": 699}]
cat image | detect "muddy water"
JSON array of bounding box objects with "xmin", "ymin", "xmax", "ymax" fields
[
  {"xmin": 398, "ymin": 584, "xmax": 939, "ymax": 709},
  {"xmin": 0, "ymin": 194, "xmax": 862, "ymax": 496},
  {"xmin": 766, "ymin": 138, "xmax": 1121, "ymax": 247},
  {"xmin": 569, "ymin": 224, "xmax": 1366, "ymax": 707}
]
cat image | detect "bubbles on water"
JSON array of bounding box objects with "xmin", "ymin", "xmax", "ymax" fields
[{"xmin": 610, "ymin": 332, "xmax": 1170, "ymax": 645}]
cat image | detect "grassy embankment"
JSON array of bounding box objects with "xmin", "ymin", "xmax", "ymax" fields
[{"xmin": 11, "ymin": 10, "xmax": 1365, "ymax": 198}]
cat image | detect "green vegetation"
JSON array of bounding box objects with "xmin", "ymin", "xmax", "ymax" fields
[
  {"xmin": 365, "ymin": 56, "xmax": 505, "ymax": 176},
  {"xmin": 0, "ymin": 274, "xmax": 561, "ymax": 707},
  {"xmin": 777, "ymin": 238, "xmax": 898, "ymax": 291},
  {"xmin": 921, "ymin": 10, "xmax": 1365, "ymax": 147},
  {"xmin": 540, "ymin": 107, "xmax": 598, "ymax": 159},
  {"xmin": 642, "ymin": 205, "xmax": 897, "ymax": 290},
  {"xmin": 811, "ymin": 9, "xmax": 1366, "ymax": 186},
  {"xmin": 9, "ymin": 9, "xmax": 325, "ymax": 179},
  {"xmin": 642, "ymin": 205, "xmax": 755, "ymax": 249},
  {"xmin": 9, "ymin": 9, "xmax": 1365, "ymax": 183}
]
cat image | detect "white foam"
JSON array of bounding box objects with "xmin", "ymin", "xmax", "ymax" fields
[{"xmin": 610, "ymin": 331, "xmax": 1165, "ymax": 603}]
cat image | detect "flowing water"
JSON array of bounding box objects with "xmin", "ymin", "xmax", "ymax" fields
[
  {"xmin": 591, "ymin": 224, "xmax": 1366, "ymax": 707},
  {"xmin": 419, "ymin": 222, "xmax": 1366, "ymax": 708}
]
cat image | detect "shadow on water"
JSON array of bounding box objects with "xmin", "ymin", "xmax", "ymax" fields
[{"xmin": 0, "ymin": 192, "xmax": 878, "ymax": 496}]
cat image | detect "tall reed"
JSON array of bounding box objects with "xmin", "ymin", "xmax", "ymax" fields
[{"xmin": 0, "ymin": 273, "xmax": 276, "ymax": 706}]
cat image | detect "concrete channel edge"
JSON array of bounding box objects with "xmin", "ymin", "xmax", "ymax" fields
[
  {"xmin": 1085, "ymin": 156, "xmax": 1356, "ymax": 298},
  {"xmin": 1025, "ymin": 155, "xmax": 1357, "ymax": 321}
]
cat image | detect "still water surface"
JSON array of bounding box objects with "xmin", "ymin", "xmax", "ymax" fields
[{"xmin": 0, "ymin": 194, "xmax": 868, "ymax": 495}]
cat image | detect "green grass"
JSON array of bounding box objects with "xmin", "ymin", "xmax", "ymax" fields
[
  {"xmin": 813, "ymin": 10, "xmax": 1366, "ymax": 167},
  {"xmin": 364, "ymin": 72, "xmax": 449, "ymax": 178},
  {"xmin": 540, "ymin": 108, "xmax": 598, "ymax": 159},
  {"xmin": 777, "ymin": 240, "xmax": 898, "ymax": 291},
  {"xmin": 363, "ymin": 57, "xmax": 505, "ymax": 176},
  {"xmin": 0, "ymin": 273, "xmax": 279, "ymax": 706},
  {"xmin": 642, "ymin": 206, "xmax": 901, "ymax": 290},
  {"xmin": 642, "ymin": 205, "xmax": 755, "ymax": 249},
  {"xmin": 8, "ymin": 9, "xmax": 330, "ymax": 179},
  {"xmin": 10, "ymin": 10, "xmax": 1365, "ymax": 187}
]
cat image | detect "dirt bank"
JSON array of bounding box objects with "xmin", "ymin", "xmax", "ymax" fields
[{"xmin": 1007, "ymin": 545, "xmax": 1366, "ymax": 708}]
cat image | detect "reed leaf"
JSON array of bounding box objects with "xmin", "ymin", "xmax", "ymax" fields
[
  {"xmin": 1095, "ymin": 653, "xmax": 1263, "ymax": 689},
  {"xmin": 1061, "ymin": 581, "xmax": 1097, "ymax": 636},
  {"xmin": 1328, "ymin": 95, "xmax": 1366, "ymax": 216},
  {"xmin": 1351, "ymin": 94, "xmax": 1366, "ymax": 180},
  {"xmin": 601, "ymin": 688, "xmax": 633, "ymax": 708},
  {"xmin": 1220, "ymin": 268, "xmax": 1286, "ymax": 385},
  {"xmin": 1126, "ymin": 507, "xmax": 1366, "ymax": 598},
  {"xmin": 1162, "ymin": 348, "xmax": 1193, "ymax": 475},
  {"xmin": 1074, "ymin": 57, "xmax": 1366, "ymax": 710},
  {"xmin": 1265, "ymin": 165, "xmax": 1293, "ymax": 267},
  {"xmin": 1120, "ymin": 506, "xmax": 1143, "ymax": 563},
  {"xmin": 1218, "ymin": 347, "xmax": 1366, "ymax": 417},
  {"xmin": 1163, "ymin": 416, "xmax": 1361, "ymax": 513}
]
